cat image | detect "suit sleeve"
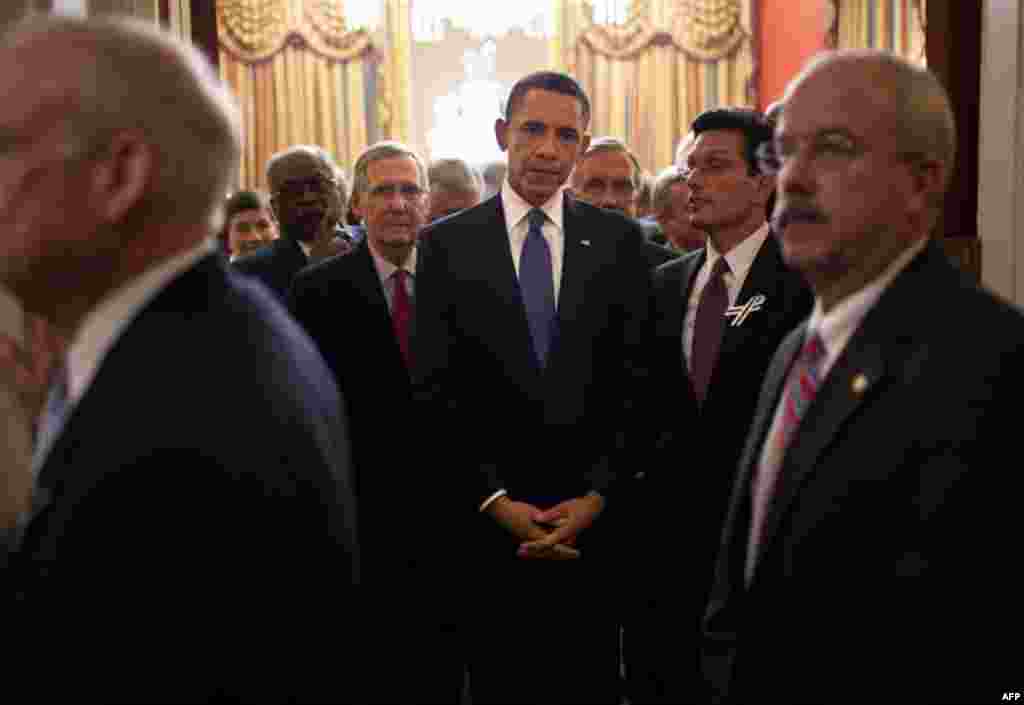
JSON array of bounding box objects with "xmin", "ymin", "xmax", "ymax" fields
[{"xmin": 584, "ymin": 221, "xmax": 658, "ymax": 498}]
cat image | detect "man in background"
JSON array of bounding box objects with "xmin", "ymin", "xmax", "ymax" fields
[
  {"xmin": 427, "ymin": 156, "xmax": 482, "ymax": 222},
  {"xmin": 651, "ymin": 166, "xmax": 705, "ymax": 252},
  {"xmin": 233, "ymin": 144, "xmax": 352, "ymax": 298}
]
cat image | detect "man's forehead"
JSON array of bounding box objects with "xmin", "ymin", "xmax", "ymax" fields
[
  {"xmin": 366, "ymin": 155, "xmax": 420, "ymax": 184},
  {"xmin": 690, "ymin": 130, "xmax": 744, "ymax": 157},
  {"xmin": 514, "ymin": 89, "xmax": 585, "ymax": 127},
  {"xmin": 782, "ymin": 64, "xmax": 890, "ymax": 134},
  {"xmin": 580, "ymin": 150, "xmax": 633, "ymax": 175}
]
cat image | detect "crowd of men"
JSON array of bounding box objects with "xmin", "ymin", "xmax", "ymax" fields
[{"xmin": 0, "ymin": 12, "xmax": 1020, "ymax": 705}]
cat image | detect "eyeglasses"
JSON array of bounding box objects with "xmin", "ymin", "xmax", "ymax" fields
[
  {"xmin": 755, "ymin": 130, "xmax": 863, "ymax": 176},
  {"xmin": 367, "ymin": 183, "xmax": 425, "ymax": 201},
  {"xmin": 274, "ymin": 175, "xmax": 337, "ymax": 200}
]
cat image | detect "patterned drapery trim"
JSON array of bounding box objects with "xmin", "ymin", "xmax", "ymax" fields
[
  {"xmin": 575, "ymin": 0, "xmax": 747, "ymax": 61},
  {"xmin": 217, "ymin": 0, "xmax": 373, "ymax": 64}
]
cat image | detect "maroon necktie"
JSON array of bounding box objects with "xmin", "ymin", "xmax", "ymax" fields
[
  {"xmin": 391, "ymin": 269, "xmax": 412, "ymax": 368},
  {"xmin": 691, "ymin": 257, "xmax": 730, "ymax": 404}
]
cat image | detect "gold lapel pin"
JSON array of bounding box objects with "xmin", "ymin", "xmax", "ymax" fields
[{"xmin": 851, "ymin": 373, "xmax": 869, "ymax": 395}]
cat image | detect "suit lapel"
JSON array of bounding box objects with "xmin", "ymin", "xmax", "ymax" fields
[
  {"xmin": 481, "ymin": 195, "xmax": 544, "ymax": 379},
  {"xmin": 713, "ymin": 236, "xmax": 786, "ymax": 376},
  {"xmin": 549, "ymin": 196, "xmax": 600, "ymax": 371}
]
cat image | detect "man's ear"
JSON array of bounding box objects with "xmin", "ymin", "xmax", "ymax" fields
[
  {"xmin": 91, "ymin": 131, "xmax": 152, "ymax": 223},
  {"xmin": 908, "ymin": 157, "xmax": 946, "ymax": 213},
  {"xmin": 752, "ymin": 172, "xmax": 774, "ymax": 207},
  {"xmin": 495, "ymin": 118, "xmax": 509, "ymax": 152}
]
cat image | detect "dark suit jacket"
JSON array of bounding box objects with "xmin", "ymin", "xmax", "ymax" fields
[
  {"xmin": 629, "ymin": 231, "xmax": 811, "ymax": 702},
  {"xmin": 705, "ymin": 241, "xmax": 1023, "ymax": 704},
  {"xmin": 288, "ymin": 241, "xmax": 418, "ymax": 584},
  {"xmin": 414, "ymin": 192, "xmax": 655, "ymax": 546},
  {"xmin": 8, "ymin": 256, "xmax": 359, "ymax": 704},
  {"xmin": 232, "ymin": 234, "xmax": 308, "ymax": 300}
]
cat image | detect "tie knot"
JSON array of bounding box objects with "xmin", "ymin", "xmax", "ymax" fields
[
  {"xmin": 527, "ymin": 208, "xmax": 546, "ymax": 232},
  {"xmin": 710, "ymin": 255, "xmax": 731, "ymax": 279},
  {"xmin": 393, "ymin": 268, "xmax": 407, "ymax": 284},
  {"xmin": 801, "ymin": 331, "xmax": 826, "ymax": 363}
]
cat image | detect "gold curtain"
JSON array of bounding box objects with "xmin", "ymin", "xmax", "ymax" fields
[
  {"xmin": 217, "ymin": 0, "xmax": 375, "ymax": 191},
  {"xmin": 834, "ymin": 0, "xmax": 926, "ymax": 65},
  {"xmin": 553, "ymin": 0, "xmax": 754, "ymax": 173}
]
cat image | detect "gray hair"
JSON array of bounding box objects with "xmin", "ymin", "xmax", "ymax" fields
[
  {"xmin": 674, "ymin": 131, "xmax": 696, "ymax": 167},
  {"xmin": 786, "ymin": 50, "xmax": 957, "ymax": 196},
  {"xmin": 651, "ymin": 166, "xmax": 689, "ymax": 212},
  {"xmin": 352, "ymin": 141, "xmax": 429, "ymax": 196},
  {"xmin": 577, "ymin": 136, "xmax": 642, "ymax": 189},
  {"xmin": 428, "ymin": 158, "xmax": 482, "ymax": 194},
  {"xmin": 2, "ymin": 15, "xmax": 241, "ymax": 229}
]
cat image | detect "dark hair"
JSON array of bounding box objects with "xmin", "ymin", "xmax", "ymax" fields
[
  {"xmin": 691, "ymin": 107, "xmax": 773, "ymax": 175},
  {"xmin": 220, "ymin": 190, "xmax": 270, "ymax": 254},
  {"xmin": 504, "ymin": 71, "xmax": 591, "ymax": 128}
]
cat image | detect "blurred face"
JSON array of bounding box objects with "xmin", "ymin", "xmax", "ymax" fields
[
  {"xmin": 228, "ymin": 207, "xmax": 277, "ymax": 258},
  {"xmin": 685, "ymin": 130, "xmax": 767, "ymax": 237},
  {"xmin": 269, "ymin": 156, "xmax": 341, "ymax": 243},
  {"xmin": 495, "ymin": 88, "xmax": 590, "ymax": 207},
  {"xmin": 656, "ymin": 181, "xmax": 705, "ymax": 251},
  {"xmin": 428, "ymin": 188, "xmax": 480, "ymax": 222},
  {"xmin": 0, "ymin": 45, "xmax": 104, "ymax": 306},
  {"xmin": 356, "ymin": 156, "xmax": 428, "ymax": 265},
  {"xmin": 773, "ymin": 63, "xmax": 926, "ymax": 293},
  {"xmin": 573, "ymin": 149, "xmax": 637, "ymax": 216}
]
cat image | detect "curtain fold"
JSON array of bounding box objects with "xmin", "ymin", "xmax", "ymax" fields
[
  {"xmin": 216, "ymin": 0, "xmax": 375, "ymax": 190},
  {"xmin": 835, "ymin": 0, "xmax": 926, "ymax": 64},
  {"xmin": 553, "ymin": 0, "xmax": 754, "ymax": 172}
]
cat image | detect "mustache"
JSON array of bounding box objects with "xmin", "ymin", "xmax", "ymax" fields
[{"xmin": 772, "ymin": 201, "xmax": 829, "ymax": 229}]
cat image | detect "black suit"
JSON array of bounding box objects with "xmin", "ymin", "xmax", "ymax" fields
[
  {"xmin": 232, "ymin": 235, "xmax": 308, "ymax": 300},
  {"xmin": 289, "ymin": 241, "xmax": 463, "ymax": 704},
  {"xmin": 628, "ymin": 231, "xmax": 812, "ymax": 703},
  {"xmin": 7, "ymin": 255, "xmax": 358, "ymax": 703},
  {"xmin": 705, "ymin": 241, "xmax": 1023, "ymax": 704},
  {"xmin": 415, "ymin": 193, "xmax": 655, "ymax": 704}
]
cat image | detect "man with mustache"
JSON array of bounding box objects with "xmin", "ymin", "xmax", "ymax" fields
[
  {"xmin": 289, "ymin": 141, "xmax": 463, "ymax": 703},
  {"xmin": 632, "ymin": 107, "xmax": 811, "ymax": 704},
  {"xmin": 704, "ymin": 50, "xmax": 1023, "ymax": 704},
  {"xmin": 414, "ymin": 71, "xmax": 655, "ymax": 704},
  {"xmin": 233, "ymin": 144, "xmax": 352, "ymax": 299}
]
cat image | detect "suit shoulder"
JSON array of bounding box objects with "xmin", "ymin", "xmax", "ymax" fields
[{"xmin": 654, "ymin": 247, "xmax": 700, "ymax": 280}]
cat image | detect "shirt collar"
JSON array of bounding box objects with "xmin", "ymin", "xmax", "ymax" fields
[
  {"xmin": 807, "ymin": 235, "xmax": 930, "ymax": 357},
  {"xmin": 705, "ymin": 220, "xmax": 770, "ymax": 282},
  {"xmin": 67, "ymin": 239, "xmax": 214, "ymax": 404},
  {"xmin": 368, "ymin": 239, "xmax": 417, "ymax": 283},
  {"xmin": 501, "ymin": 177, "xmax": 565, "ymax": 233}
]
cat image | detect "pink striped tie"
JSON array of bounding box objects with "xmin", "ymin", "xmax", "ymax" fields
[{"xmin": 746, "ymin": 332, "xmax": 825, "ymax": 582}]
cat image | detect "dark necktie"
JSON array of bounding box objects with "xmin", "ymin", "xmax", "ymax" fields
[
  {"xmin": 691, "ymin": 256, "xmax": 731, "ymax": 404},
  {"xmin": 391, "ymin": 269, "xmax": 412, "ymax": 368},
  {"xmin": 520, "ymin": 208, "xmax": 556, "ymax": 366}
]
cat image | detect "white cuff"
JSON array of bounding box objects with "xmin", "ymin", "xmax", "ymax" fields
[{"xmin": 479, "ymin": 489, "xmax": 507, "ymax": 513}]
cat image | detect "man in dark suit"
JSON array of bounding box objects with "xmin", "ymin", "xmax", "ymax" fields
[
  {"xmin": 572, "ymin": 136, "xmax": 678, "ymax": 268},
  {"xmin": 627, "ymin": 108, "xmax": 812, "ymax": 704},
  {"xmin": 705, "ymin": 50, "xmax": 1022, "ymax": 704},
  {"xmin": 414, "ymin": 71, "xmax": 654, "ymax": 705},
  {"xmin": 0, "ymin": 16, "xmax": 358, "ymax": 702},
  {"xmin": 233, "ymin": 144, "xmax": 352, "ymax": 299},
  {"xmin": 289, "ymin": 141, "xmax": 463, "ymax": 704}
]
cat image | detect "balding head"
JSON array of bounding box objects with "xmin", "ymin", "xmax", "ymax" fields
[
  {"xmin": 0, "ymin": 15, "xmax": 240, "ymax": 325},
  {"xmin": 773, "ymin": 49, "xmax": 955, "ymax": 309}
]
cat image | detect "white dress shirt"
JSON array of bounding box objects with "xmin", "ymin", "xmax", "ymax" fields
[
  {"xmin": 479, "ymin": 180, "xmax": 568, "ymax": 512},
  {"xmin": 747, "ymin": 235, "xmax": 929, "ymax": 582},
  {"xmin": 368, "ymin": 241, "xmax": 416, "ymax": 312},
  {"xmin": 500, "ymin": 178, "xmax": 565, "ymax": 303},
  {"xmin": 683, "ymin": 221, "xmax": 771, "ymax": 371}
]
